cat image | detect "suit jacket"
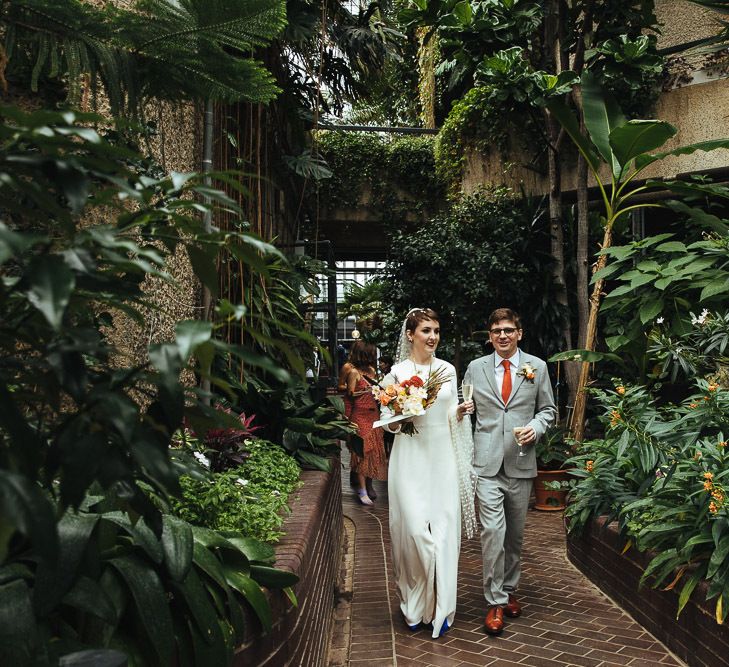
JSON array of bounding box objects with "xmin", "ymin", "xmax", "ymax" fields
[{"xmin": 463, "ymin": 350, "xmax": 556, "ymax": 479}]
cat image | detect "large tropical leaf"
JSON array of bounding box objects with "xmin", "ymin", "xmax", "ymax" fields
[
  {"xmin": 222, "ymin": 566, "xmax": 272, "ymax": 632},
  {"xmin": 224, "ymin": 536, "xmax": 275, "ymax": 564},
  {"xmin": 609, "ymin": 120, "xmax": 677, "ymax": 169},
  {"xmin": 549, "ymin": 349, "xmax": 624, "ymax": 364},
  {"xmin": 665, "ymin": 200, "xmax": 729, "ymax": 236},
  {"xmin": 0, "ymin": 470, "xmax": 58, "ymax": 564},
  {"xmin": 687, "ymin": 0, "xmax": 729, "ymax": 14},
  {"xmin": 174, "ymin": 320, "xmax": 214, "ymax": 363},
  {"xmin": 647, "ymin": 179, "xmax": 729, "ymax": 205},
  {"xmin": 250, "ymin": 564, "xmax": 299, "ymax": 588},
  {"xmin": 192, "ymin": 542, "xmax": 228, "ymax": 588},
  {"xmin": 161, "ymin": 515, "xmax": 194, "ymax": 583},
  {"xmin": 25, "ymin": 255, "xmax": 75, "ymax": 331},
  {"xmin": 0, "ymin": 580, "xmax": 40, "ymax": 666},
  {"xmin": 32, "ymin": 511, "xmax": 99, "ymax": 616},
  {"xmin": 635, "ymin": 138, "xmax": 729, "ymax": 170},
  {"xmin": 61, "ymin": 575, "xmax": 118, "ymax": 624},
  {"xmin": 103, "ymin": 513, "xmax": 164, "ymax": 564},
  {"xmin": 172, "ymin": 567, "xmax": 225, "ymax": 648},
  {"xmin": 581, "ymin": 71, "xmax": 626, "ymax": 178},
  {"xmin": 108, "ymin": 555, "xmax": 175, "ymax": 665}
]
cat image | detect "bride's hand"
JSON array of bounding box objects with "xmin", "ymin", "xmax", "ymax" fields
[
  {"xmin": 387, "ymin": 416, "xmax": 413, "ymax": 434},
  {"xmin": 457, "ymin": 401, "xmax": 474, "ymax": 420}
]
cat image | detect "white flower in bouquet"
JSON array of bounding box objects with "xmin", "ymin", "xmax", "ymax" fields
[{"xmin": 403, "ymin": 395, "xmax": 427, "ymax": 416}]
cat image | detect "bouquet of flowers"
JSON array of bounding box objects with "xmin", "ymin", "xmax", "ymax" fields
[{"xmin": 372, "ymin": 366, "xmax": 450, "ymax": 435}]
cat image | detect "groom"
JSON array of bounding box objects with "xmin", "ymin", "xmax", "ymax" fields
[{"xmin": 463, "ymin": 308, "xmax": 556, "ymax": 635}]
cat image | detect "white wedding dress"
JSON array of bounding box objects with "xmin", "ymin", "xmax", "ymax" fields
[{"xmin": 384, "ymin": 358, "xmax": 461, "ymax": 638}]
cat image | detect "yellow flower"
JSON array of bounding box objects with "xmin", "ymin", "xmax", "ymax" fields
[
  {"xmin": 616, "ymin": 386, "xmax": 626, "ymax": 395},
  {"xmin": 710, "ymin": 501, "xmax": 719, "ymax": 514},
  {"xmin": 690, "ymin": 402, "xmax": 699, "ymax": 409},
  {"xmin": 704, "ymin": 480, "xmax": 714, "ymax": 491},
  {"xmin": 609, "ymin": 409, "xmax": 622, "ymax": 427},
  {"xmin": 712, "ymin": 490, "xmax": 724, "ymax": 502},
  {"xmin": 585, "ymin": 460, "xmax": 594, "ymax": 473},
  {"xmin": 708, "ymin": 383, "xmax": 719, "ymax": 392},
  {"xmin": 704, "ymin": 472, "xmax": 714, "ymax": 480},
  {"xmin": 719, "ymin": 441, "xmax": 727, "ymax": 449}
]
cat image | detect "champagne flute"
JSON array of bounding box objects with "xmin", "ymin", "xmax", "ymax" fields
[
  {"xmin": 461, "ymin": 383, "xmax": 473, "ymax": 414},
  {"xmin": 514, "ymin": 426, "xmax": 528, "ymax": 457}
]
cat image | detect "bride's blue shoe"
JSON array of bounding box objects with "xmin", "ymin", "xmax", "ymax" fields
[
  {"xmin": 404, "ymin": 615, "xmax": 422, "ymax": 631},
  {"xmin": 438, "ymin": 619, "xmax": 450, "ymax": 637}
]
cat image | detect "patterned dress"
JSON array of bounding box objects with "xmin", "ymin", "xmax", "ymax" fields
[{"xmin": 345, "ymin": 375, "xmax": 388, "ymax": 480}]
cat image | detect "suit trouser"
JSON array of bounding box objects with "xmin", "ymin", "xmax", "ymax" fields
[{"xmin": 476, "ymin": 468, "xmax": 532, "ymax": 606}]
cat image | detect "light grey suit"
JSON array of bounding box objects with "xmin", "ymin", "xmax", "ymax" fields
[{"xmin": 463, "ymin": 350, "xmax": 556, "ymax": 606}]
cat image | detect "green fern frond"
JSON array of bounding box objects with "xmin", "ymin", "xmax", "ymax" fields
[
  {"xmin": 31, "ymin": 33, "xmax": 49, "ymax": 92},
  {"xmin": 48, "ymin": 35, "xmax": 59, "ymax": 78},
  {"xmin": 1, "ymin": 0, "xmax": 286, "ymax": 116}
]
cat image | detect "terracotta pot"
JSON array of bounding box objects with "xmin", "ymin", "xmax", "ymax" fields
[{"xmin": 533, "ymin": 468, "xmax": 572, "ymax": 511}]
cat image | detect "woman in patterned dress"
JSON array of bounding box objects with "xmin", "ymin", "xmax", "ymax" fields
[{"xmin": 344, "ymin": 342, "xmax": 388, "ymax": 504}]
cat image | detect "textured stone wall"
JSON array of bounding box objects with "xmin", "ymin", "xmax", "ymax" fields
[
  {"xmin": 234, "ymin": 460, "xmax": 343, "ymax": 666},
  {"xmin": 109, "ymin": 99, "xmax": 203, "ymax": 369},
  {"xmin": 656, "ymin": 0, "xmax": 718, "ymax": 52},
  {"xmin": 567, "ymin": 517, "xmax": 729, "ymax": 667}
]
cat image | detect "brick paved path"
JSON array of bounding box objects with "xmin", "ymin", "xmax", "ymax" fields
[{"xmin": 336, "ymin": 456, "xmax": 685, "ymax": 667}]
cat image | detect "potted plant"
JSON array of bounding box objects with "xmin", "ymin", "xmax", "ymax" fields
[{"xmin": 534, "ymin": 425, "xmax": 574, "ymax": 511}]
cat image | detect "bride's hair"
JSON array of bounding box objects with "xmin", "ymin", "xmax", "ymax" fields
[
  {"xmin": 395, "ymin": 307, "xmax": 440, "ymax": 363},
  {"xmin": 405, "ymin": 307, "xmax": 439, "ymax": 334}
]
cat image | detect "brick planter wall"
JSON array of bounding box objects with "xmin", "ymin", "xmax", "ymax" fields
[
  {"xmin": 567, "ymin": 517, "xmax": 729, "ymax": 667},
  {"xmin": 234, "ymin": 458, "xmax": 343, "ymax": 666}
]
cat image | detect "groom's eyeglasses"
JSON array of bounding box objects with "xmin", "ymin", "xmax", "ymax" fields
[{"xmin": 489, "ymin": 327, "xmax": 519, "ymax": 336}]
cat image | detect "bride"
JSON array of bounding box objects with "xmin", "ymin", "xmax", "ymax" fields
[{"xmin": 381, "ymin": 307, "xmax": 476, "ymax": 638}]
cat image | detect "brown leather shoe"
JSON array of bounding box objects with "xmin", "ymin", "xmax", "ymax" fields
[
  {"xmin": 484, "ymin": 606, "xmax": 504, "ymax": 635},
  {"xmin": 503, "ymin": 594, "xmax": 522, "ymax": 618}
]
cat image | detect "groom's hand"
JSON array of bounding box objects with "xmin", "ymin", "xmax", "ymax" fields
[{"xmin": 519, "ymin": 426, "xmax": 536, "ymax": 444}]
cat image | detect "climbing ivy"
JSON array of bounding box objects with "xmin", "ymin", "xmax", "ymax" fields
[
  {"xmin": 314, "ymin": 131, "xmax": 445, "ymax": 220},
  {"xmin": 434, "ymin": 86, "xmax": 538, "ymax": 193}
]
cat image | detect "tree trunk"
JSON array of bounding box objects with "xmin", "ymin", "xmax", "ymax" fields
[
  {"xmin": 576, "ymin": 148, "xmax": 590, "ymax": 348},
  {"xmin": 566, "ymin": 0, "xmax": 595, "ymax": 437},
  {"xmin": 570, "ymin": 223, "xmax": 613, "ymax": 443},
  {"xmin": 546, "ymin": 111, "xmax": 579, "ymax": 413},
  {"xmin": 543, "ymin": 0, "xmax": 578, "ymax": 416}
]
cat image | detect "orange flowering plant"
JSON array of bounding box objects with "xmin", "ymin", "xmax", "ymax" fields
[{"xmin": 565, "ymin": 375, "xmax": 729, "ymax": 622}]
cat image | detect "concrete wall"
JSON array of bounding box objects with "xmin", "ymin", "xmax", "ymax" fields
[{"xmin": 656, "ymin": 0, "xmax": 718, "ymax": 52}]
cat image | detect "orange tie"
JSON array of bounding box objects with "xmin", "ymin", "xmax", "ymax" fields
[{"xmin": 501, "ymin": 359, "xmax": 511, "ymax": 404}]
